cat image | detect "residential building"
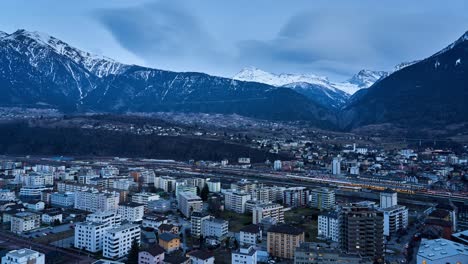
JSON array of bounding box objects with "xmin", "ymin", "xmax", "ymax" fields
[
  {"xmin": 252, "ymin": 203, "xmax": 284, "ymax": 224},
  {"xmin": 339, "ymin": 205, "xmax": 384, "ymax": 261},
  {"xmin": 23, "ymin": 200, "xmax": 45, "ymax": 211},
  {"xmin": 158, "ymin": 224, "xmax": 179, "ymax": 235},
  {"xmin": 267, "ymin": 224, "xmax": 305, "ymax": 260},
  {"xmin": 50, "ymin": 192, "xmax": 75, "ymax": 207},
  {"xmin": 232, "ymin": 246, "xmax": 257, "ymax": 264},
  {"xmin": 230, "ymin": 179, "xmax": 259, "ymax": 193},
  {"xmin": 118, "ymin": 202, "xmax": 144, "ymax": 222},
  {"xmin": 283, "ymin": 187, "xmax": 309, "ymax": 208},
  {"xmin": 178, "ymin": 192, "xmax": 203, "ymax": 218},
  {"xmin": 142, "ymin": 214, "xmax": 167, "ymax": 229},
  {"xmin": 19, "ymin": 186, "xmax": 50, "ymax": 198},
  {"xmin": 224, "ymin": 191, "xmax": 251, "ymax": 214},
  {"xmin": 148, "ymin": 199, "xmax": 171, "ymax": 213},
  {"xmin": 10, "ymin": 212, "xmax": 40, "ymax": 234},
  {"xmin": 74, "ymin": 190, "xmax": 120, "ymax": 212},
  {"xmin": 294, "ymin": 242, "xmax": 368, "ymax": 264},
  {"xmin": 138, "ymin": 245, "xmax": 165, "ymax": 264},
  {"xmin": 187, "ymin": 250, "xmax": 215, "ymax": 264},
  {"xmin": 103, "ymin": 224, "xmax": 141, "ymax": 259},
  {"xmin": 1, "ymin": 248, "xmax": 45, "ymax": 264},
  {"xmin": 273, "ymin": 160, "xmax": 282, "ymax": 171},
  {"xmin": 239, "ymin": 224, "xmax": 262, "ymax": 246},
  {"xmin": 206, "ymin": 180, "xmax": 221, "ymax": 193},
  {"xmin": 155, "ymin": 176, "xmax": 176, "ymax": 192},
  {"xmin": 74, "ymin": 211, "xmax": 121, "ymax": 252},
  {"xmin": 158, "ymin": 233, "xmax": 180, "ymax": 253},
  {"xmin": 417, "ymin": 238, "xmax": 468, "ymax": 264},
  {"xmin": 310, "ymin": 188, "xmax": 335, "ymax": 210},
  {"xmin": 318, "ymin": 211, "xmax": 339, "ymax": 242},
  {"xmin": 191, "ymin": 212, "xmax": 211, "ymax": 237},
  {"xmin": 202, "ymin": 217, "xmax": 228, "ymax": 239},
  {"xmin": 379, "ymin": 205, "xmax": 408, "ymax": 236},
  {"xmin": 131, "ymin": 192, "xmax": 160, "ymax": 205},
  {"xmin": 41, "ymin": 209, "xmax": 62, "ymax": 224}
]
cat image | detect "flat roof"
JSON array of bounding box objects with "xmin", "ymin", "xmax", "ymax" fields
[{"xmin": 417, "ymin": 238, "xmax": 468, "ymax": 260}]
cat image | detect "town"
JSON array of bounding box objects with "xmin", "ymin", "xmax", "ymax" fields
[{"xmin": 0, "ymin": 138, "xmax": 467, "ymax": 264}]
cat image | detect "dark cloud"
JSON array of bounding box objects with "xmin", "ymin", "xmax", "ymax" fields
[{"xmin": 94, "ymin": 1, "xmax": 222, "ymax": 71}]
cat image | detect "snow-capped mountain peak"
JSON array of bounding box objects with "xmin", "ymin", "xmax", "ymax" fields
[
  {"xmin": 347, "ymin": 69, "xmax": 388, "ymax": 89},
  {"xmin": 233, "ymin": 67, "xmax": 388, "ymax": 95},
  {"xmin": 233, "ymin": 66, "xmax": 331, "ymax": 88},
  {"xmin": 2, "ymin": 29, "xmax": 126, "ymax": 77}
]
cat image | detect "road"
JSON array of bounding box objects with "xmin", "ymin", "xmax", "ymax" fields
[{"xmin": 0, "ymin": 229, "xmax": 96, "ymax": 264}]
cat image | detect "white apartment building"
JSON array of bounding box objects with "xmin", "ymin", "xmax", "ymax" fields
[
  {"xmin": 131, "ymin": 192, "xmax": 160, "ymax": 205},
  {"xmin": 202, "ymin": 217, "xmax": 228, "ymax": 239},
  {"xmin": 118, "ymin": 202, "xmax": 145, "ymax": 222},
  {"xmin": 103, "ymin": 224, "xmax": 141, "ymax": 259},
  {"xmin": 224, "ymin": 191, "xmax": 251, "ymax": 214},
  {"xmin": 380, "ymin": 205, "xmax": 408, "ymax": 236},
  {"xmin": 318, "ymin": 211, "xmax": 339, "ymax": 242},
  {"xmin": 112, "ymin": 179, "xmax": 137, "ymax": 190},
  {"xmin": 1, "ymin": 248, "xmax": 45, "ymax": 264},
  {"xmin": 142, "ymin": 215, "xmax": 168, "ymax": 229},
  {"xmin": 178, "ymin": 192, "xmax": 203, "ymax": 218},
  {"xmin": 206, "ymin": 180, "xmax": 221, "ymax": 193},
  {"xmin": 41, "ymin": 211, "xmax": 62, "ymax": 224},
  {"xmin": 191, "ymin": 212, "xmax": 211, "ymax": 237},
  {"xmin": 310, "ymin": 188, "xmax": 335, "ymax": 210},
  {"xmin": 74, "ymin": 211, "xmax": 122, "ymax": 252},
  {"xmin": 74, "ymin": 190, "xmax": 120, "ymax": 212},
  {"xmin": 232, "ymin": 246, "xmax": 257, "ymax": 264},
  {"xmin": 252, "ymin": 203, "xmax": 284, "ymax": 224},
  {"xmin": 273, "ymin": 160, "xmax": 282, "ymax": 171},
  {"xmin": 50, "ymin": 192, "xmax": 75, "ymax": 207},
  {"xmin": 175, "ymin": 185, "xmax": 197, "ymax": 200},
  {"xmin": 239, "ymin": 224, "xmax": 262, "ymax": 246},
  {"xmin": 380, "ymin": 189, "xmax": 398, "ymax": 209},
  {"xmin": 251, "ymin": 186, "xmax": 285, "ymax": 203},
  {"xmin": 10, "ymin": 212, "xmax": 40, "ymax": 234},
  {"xmin": 19, "ymin": 186, "xmax": 50, "ymax": 197},
  {"xmin": 283, "ymin": 187, "xmax": 309, "ymax": 208},
  {"xmin": 100, "ymin": 166, "xmax": 119, "ymax": 178},
  {"xmin": 155, "ymin": 176, "xmax": 176, "ymax": 192}
]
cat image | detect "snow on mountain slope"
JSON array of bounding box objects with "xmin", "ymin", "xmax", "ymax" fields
[
  {"xmin": 2, "ymin": 29, "xmax": 127, "ymax": 77},
  {"xmin": 233, "ymin": 67, "xmax": 387, "ymax": 95}
]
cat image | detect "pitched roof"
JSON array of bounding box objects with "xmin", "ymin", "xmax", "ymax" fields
[
  {"xmin": 159, "ymin": 232, "xmax": 179, "ymax": 242},
  {"xmin": 143, "ymin": 245, "xmax": 165, "ymax": 256},
  {"xmin": 240, "ymin": 224, "xmax": 261, "ymax": 234}
]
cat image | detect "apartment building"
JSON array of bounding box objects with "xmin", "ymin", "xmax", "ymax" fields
[
  {"xmin": 224, "ymin": 191, "xmax": 251, "ymax": 214},
  {"xmin": 267, "ymin": 224, "xmax": 305, "ymax": 259},
  {"xmin": 252, "ymin": 203, "xmax": 284, "ymax": 224},
  {"xmin": 310, "ymin": 188, "xmax": 335, "ymax": 210},
  {"xmin": 118, "ymin": 202, "xmax": 145, "ymax": 222},
  {"xmin": 239, "ymin": 224, "xmax": 262, "ymax": 246},
  {"xmin": 178, "ymin": 192, "xmax": 203, "ymax": 218},
  {"xmin": 131, "ymin": 192, "xmax": 160, "ymax": 205},
  {"xmin": 318, "ymin": 211, "xmax": 339, "ymax": 242},
  {"xmin": 74, "ymin": 190, "xmax": 120, "ymax": 212},
  {"xmin": 191, "ymin": 212, "xmax": 211, "ymax": 237},
  {"xmin": 202, "ymin": 217, "xmax": 228, "ymax": 239},
  {"xmin": 283, "ymin": 187, "xmax": 309, "ymax": 208},
  {"xmin": 1, "ymin": 249, "xmax": 45, "ymax": 264},
  {"xmin": 339, "ymin": 205, "xmax": 384, "ymax": 261},
  {"xmin": 103, "ymin": 224, "xmax": 141, "ymax": 259},
  {"xmin": 232, "ymin": 246, "xmax": 257, "ymax": 264},
  {"xmin": 50, "ymin": 192, "xmax": 75, "ymax": 207},
  {"xmin": 10, "ymin": 212, "xmax": 40, "ymax": 234},
  {"xmin": 138, "ymin": 245, "xmax": 165, "ymax": 264},
  {"xmin": 74, "ymin": 211, "xmax": 121, "ymax": 253}
]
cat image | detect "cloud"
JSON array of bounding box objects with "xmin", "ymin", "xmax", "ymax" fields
[
  {"xmin": 94, "ymin": 1, "xmax": 223, "ymax": 72},
  {"xmin": 236, "ymin": 3, "xmax": 468, "ymax": 79}
]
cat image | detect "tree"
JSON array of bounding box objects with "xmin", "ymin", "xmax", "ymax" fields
[
  {"xmin": 200, "ymin": 183, "xmax": 209, "ymax": 201},
  {"xmin": 196, "ymin": 186, "xmax": 201, "ymax": 196},
  {"xmin": 126, "ymin": 239, "xmax": 140, "ymax": 264}
]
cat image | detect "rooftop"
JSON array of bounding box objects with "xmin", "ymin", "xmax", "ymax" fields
[
  {"xmin": 159, "ymin": 232, "xmax": 179, "ymax": 242},
  {"xmin": 417, "ymin": 238, "xmax": 468, "ymax": 260},
  {"xmin": 187, "ymin": 250, "xmax": 214, "ymax": 260},
  {"xmin": 240, "ymin": 224, "xmax": 261, "ymax": 234},
  {"xmin": 268, "ymin": 224, "xmax": 304, "ymax": 235},
  {"xmin": 143, "ymin": 244, "xmax": 165, "ymax": 256},
  {"xmin": 6, "ymin": 248, "xmax": 41, "ymax": 258}
]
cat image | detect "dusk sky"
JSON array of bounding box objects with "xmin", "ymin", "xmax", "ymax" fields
[{"xmin": 1, "ymin": 0, "xmax": 467, "ymax": 80}]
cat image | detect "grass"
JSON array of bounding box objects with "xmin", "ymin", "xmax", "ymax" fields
[
  {"xmin": 219, "ymin": 211, "xmax": 252, "ymax": 232},
  {"xmin": 32, "ymin": 230, "xmax": 74, "ymax": 244},
  {"xmin": 284, "ymin": 207, "xmax": 321, "ymax": 242}
]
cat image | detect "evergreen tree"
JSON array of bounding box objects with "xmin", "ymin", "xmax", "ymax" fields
[
  {"xmin": 126, "ymin": 239, "xmax": 140, "ymax": 264},
  {"xmin": 200, "ymin": 183, "xmax": 209, "ymax": 201}
]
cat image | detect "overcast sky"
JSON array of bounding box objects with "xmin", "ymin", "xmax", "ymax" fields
[{"xmin": 1, "ymin": 0, "xmax": 467, "ymax": 80}]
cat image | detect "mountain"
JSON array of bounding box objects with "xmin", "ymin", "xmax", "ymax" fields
[
  {"xmin": 342, "ymin": 31, "xmax": 468, "ymax": 129},
  {"xmin": 0, "ymin": 29, "xmax": 335, "ymax": 127},
  {"xmin": 233, "ymin": 67, "xmax": 387, "ymax": 109}
]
